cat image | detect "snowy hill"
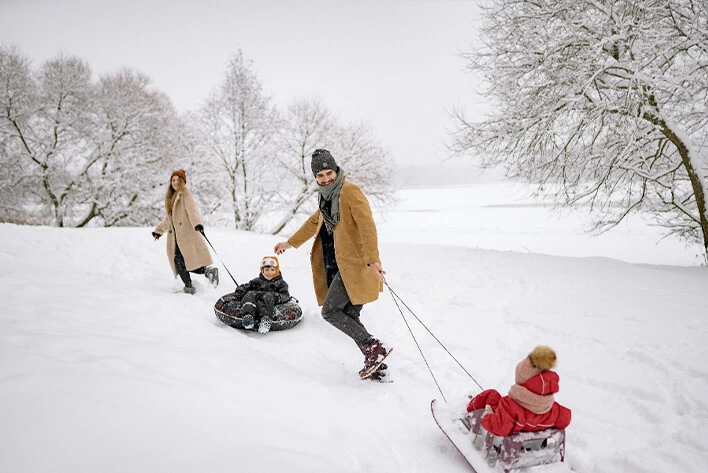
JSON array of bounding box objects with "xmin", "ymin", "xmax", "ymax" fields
[{"xmin": 1, "ymin": 186, "xmax": 707, "ymax": 473}]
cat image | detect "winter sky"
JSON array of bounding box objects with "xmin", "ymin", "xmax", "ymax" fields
[{"xmin": 0, "ymin": 0, "xmax": 485, "ymax": 167}]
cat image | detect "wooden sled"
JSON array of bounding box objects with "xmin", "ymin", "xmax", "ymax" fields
[{"xmin": 462, "ymin": 408, "xmax": 566, "ymax": 472}]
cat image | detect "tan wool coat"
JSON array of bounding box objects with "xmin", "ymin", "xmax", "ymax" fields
[
  {"xmin": 154, "ymin": 187, "xmax": 213, "ymax": 277},
  {"xmin": 288, "ymin": 179, "xmax": 383, "ymax": 306}
]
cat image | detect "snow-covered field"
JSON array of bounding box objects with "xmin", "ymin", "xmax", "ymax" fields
[
  {"xmin": 379, "ymin": 183, "xmax": 704, "ymax": 266},
  {"xmin": 1, "ymin": 184, "xmax": 707, "ymax": 473}
]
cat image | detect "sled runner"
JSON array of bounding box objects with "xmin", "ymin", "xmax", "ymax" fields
[
  {"xmin": 214, "ymin": 293, "xmax": 303, "ymax": 331},
  {"xmin": 431, "ymin": 399, "xmax": 567, "ymax": 473}
]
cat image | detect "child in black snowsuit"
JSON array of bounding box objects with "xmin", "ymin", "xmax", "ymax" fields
[{"xmin": 234, "ymin": 256, "xmax": 291, "ymax": 334}]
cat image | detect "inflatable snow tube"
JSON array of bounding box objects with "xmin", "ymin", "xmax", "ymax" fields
[{"xmin": 214, "ymin": 292, "xmax": 303, "ymax": 331}]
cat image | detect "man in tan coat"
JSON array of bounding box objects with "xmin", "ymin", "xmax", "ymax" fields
[{"xmin": 275, "ymin": 149, "xmax": 391, "ymax": 380}]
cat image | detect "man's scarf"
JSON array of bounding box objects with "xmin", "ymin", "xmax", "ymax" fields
[{"xmin": 318, "ymin": 171, "xmax": 344, "ymax": 235}]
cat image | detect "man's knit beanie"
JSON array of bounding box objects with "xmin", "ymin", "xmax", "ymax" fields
[{"xmin": 311, "ymin": 149, "xmax": 339, "ymax": 177}]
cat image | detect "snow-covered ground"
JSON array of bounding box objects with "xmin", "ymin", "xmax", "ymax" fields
[{"xmin": 1, "ymin": 184, "xmax": 707, "ymax": 473}]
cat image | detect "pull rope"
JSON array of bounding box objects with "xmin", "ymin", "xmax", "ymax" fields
[
  {"xmin": 386, "ymin": 276, "xmax": 447, "ymax": 402},
  {"xmin": 199, "ymin": 230, "xmax": 239, "ymax": 286},
  {"xmin": 384, "ymin": 278, "xmax": 484, "ymax": 393}
]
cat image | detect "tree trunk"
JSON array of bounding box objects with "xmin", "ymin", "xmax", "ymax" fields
[
  {"xmin": 651, "ymin": 115, "xmax": 708, "ymax": 261},
  {"xmin": 76, "ymin": 202, "xmax": 98, "ymax": 228}
]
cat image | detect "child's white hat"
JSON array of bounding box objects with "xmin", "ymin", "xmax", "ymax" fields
[
  {"xmin": 260, "ymin": 256, "xmax": 278, "ymax": 268},
  {"xmin": 260, "ymin": 256, "xmax": 280, "ymax": 278}
]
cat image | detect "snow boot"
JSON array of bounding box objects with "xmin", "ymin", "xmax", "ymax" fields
[
  {"xmin": 369, "ymin": 370, "xmax": 389, "ymax": 382},
  {"xmin": 183, "ymin": 285, "xmax": 196, "ymax": 295},
  {"xmin": 368, "ymin": 363, "xmax": 390, "ymax": 382},
  {"xmin": 205, "ymin": 266, "xmax": 219, "ymax": 287},
  {"xmin": 242, "ymin": 314, "xmax": 255, "ymax": 330},
  {"xmin": 258, "ymin": 316, "xmax": 273, "ymax": 334},
  {"xmin": 359, "ymin": 339, "xmax": 392, "ymax": 379}
]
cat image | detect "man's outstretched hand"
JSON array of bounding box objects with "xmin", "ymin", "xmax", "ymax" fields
[{"xmin": 274, "ymin": 241, "xmax": 292, "ymax": 255}]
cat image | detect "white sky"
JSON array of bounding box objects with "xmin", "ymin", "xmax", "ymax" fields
[{"xmin": 0, "ymin": 0, "xmax": 487, "ymax": 166}]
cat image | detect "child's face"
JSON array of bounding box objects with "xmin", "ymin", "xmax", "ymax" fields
[{"xmin": 261, "ymin": 266, "xmax": 277, "ymax": 280}]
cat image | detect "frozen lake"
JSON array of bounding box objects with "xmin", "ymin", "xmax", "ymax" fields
[{"xmin": 376, "ymin": 182, "xmax": 702, "ymax": 266}]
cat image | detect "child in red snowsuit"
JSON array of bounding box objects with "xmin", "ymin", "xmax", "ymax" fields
[{"xmin": 467, "ymin": 346, "xmax": 571, "ymax": 437}]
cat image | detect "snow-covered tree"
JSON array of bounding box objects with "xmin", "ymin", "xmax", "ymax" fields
[
  {"xmin": 269, "ymin": 97, "xmax": 335, "ymax": 234},
  {"xmin": 0, "ymin": 49, "xmax": 95, "ymax": 227},
  {"xmin": 170, "ymin": 110, "xmax": 223, "ymax": 224},
  {"xmin": 197, "ymin": 50, "xmax": 279, "ymax": 231},
  {"xmin": 0, "ymin": 47, "xmax": 189, "ymax": 227},
  {"xmin": 452, "ymin": 0, "xmax": 708, "ymax": 260},
  {"xmin": 0, "ymin": 46, "xmax": 39, "ymax": 224},
  {"xmin": 76, "ymin": 69, "xmax": 186, "ymax": 227},
  {"xmin": 270, "ymin": 96, "xmax": 396, "ymax": 235},
  {"xmin": 335, "ymin": 121, "xmax": 396, "ymax": 203}
]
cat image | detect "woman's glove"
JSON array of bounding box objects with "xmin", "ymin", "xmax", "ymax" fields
[
  {"xmin": 152, "ymin": 232, "xmax": 161, "ymax": 240},
  {"xmin": 483, "ymin": 405, "xmax": 494, "ymax": 417},
  {"xmin": 195, "ymin": 224, "xmax": 204, "ymax": 234}
]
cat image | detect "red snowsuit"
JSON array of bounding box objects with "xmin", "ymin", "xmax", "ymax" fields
[{"xmin": 467, "ymin": 369, "xmax": 572, "ymax": 437}]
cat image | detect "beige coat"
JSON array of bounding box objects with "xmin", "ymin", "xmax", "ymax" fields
[
  {"xmin": 154, "ymin": 187, "xmax": 212, "ymax": 277},
  {"xmin": 288, "ymin": 180, "xmax": 382, "ymax": 306}
]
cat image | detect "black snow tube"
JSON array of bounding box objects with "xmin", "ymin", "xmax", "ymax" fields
[{"xmin": 214, "ymin": 292, "xmax": 303, "ymax": 331}]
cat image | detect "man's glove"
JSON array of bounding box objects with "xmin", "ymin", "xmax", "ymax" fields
[
  {"xmin": 195, "ymin": 224, "xmax": 204, "ymax": 234},
  {"xmin": 483, "ymin": 405, "xmax": 494, "ymax": 417},
  {"xmin": 152, "ymin": 232, "xmax": 161, "ymax": 240}
]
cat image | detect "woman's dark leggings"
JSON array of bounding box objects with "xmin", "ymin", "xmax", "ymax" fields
[{"xmin": 174, "ymin": 243, "xmax": 205, "ymax": 287}]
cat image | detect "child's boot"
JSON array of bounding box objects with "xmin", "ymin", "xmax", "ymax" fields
[
  {"xmin": 242, "ymin": 314, "xmax": 255, "ymax": 330},
  {"xmin": 258, "ymin": 316, "xmax": 272, "ymax": 334}
]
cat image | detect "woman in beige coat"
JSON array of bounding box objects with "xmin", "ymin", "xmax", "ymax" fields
[
  {"xmin": 152, "ymin": 169, "xmax": 218, "ymax": 294},
  {"xmin": 274, "ymin": 149, "xmax": 391, "ymax": 381}
]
